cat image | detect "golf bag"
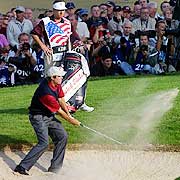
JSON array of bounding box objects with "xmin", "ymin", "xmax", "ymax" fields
[{"xmin": 61, "ymin": 51, "xmax": 89, "ymax": 113}]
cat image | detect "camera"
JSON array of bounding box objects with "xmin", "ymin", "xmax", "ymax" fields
[
  {"xmin": 164, "ymin": 28, "xmax": 180, "ymax": 37},
  {"xmin": 135, "ymin": 30, "xmax": 156, "ymax": 38},
  {"xmin": 102, "ymin": 29, "xmax": 110, "ymax": 41},
  {"xmin": 22, "ymin": 42, "xmax": 30, "ymax": 51},
  {"xmin": 139, "ymin": 44, "xmax": 148, "ymax": 52},
  {"xmin": 113, "ymin": 36, "xmax": 127, "ymax": 45}
]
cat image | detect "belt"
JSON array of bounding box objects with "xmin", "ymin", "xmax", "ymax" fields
[{"xmin": 53, "ymin": 46, "xmax": 67, "ymax": 53}]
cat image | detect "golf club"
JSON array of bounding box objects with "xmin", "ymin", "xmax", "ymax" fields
[{"xmin": 80, "ymin": 123, "xmax": 123, "ymax": 145}]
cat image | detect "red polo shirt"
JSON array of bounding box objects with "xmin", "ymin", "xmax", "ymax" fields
[{"xmin": 39, "ymin": 81, "xmax": 64, "ymax": 113}]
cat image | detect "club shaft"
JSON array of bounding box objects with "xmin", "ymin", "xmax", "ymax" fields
[{"xmin": 82, "ymin": 124, "xmax": 122, "ymax": 145}]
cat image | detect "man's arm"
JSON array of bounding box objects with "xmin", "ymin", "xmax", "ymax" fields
[
  {"xmin": 32, "ymin": 34, "xmax": 53, "ymax": 56},
  {"xmin": 40, "ymin": 94, "xmax": 80, "ymax": 126},
  {"xmin": 58, "ymin": 97, "xmax": 71, "ymax": 117},
  {"xmin": 7, "ymin": 22, "xmax": 19, "ymax": 48},
  {"xmin": 57, "ymin": 107, "xmax": 81, "ymax": 126},
  {"xmin": 156, "ymin": 30, "xmax": 165, "ymax": 51}
]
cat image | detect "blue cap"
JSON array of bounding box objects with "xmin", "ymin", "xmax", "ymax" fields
[
  {"xmin": 66, "ymin": 2, "xmax": 76, "ymax": 9},
  {"xmin": 79, "ymin": 9, "xmax": 88, "ymax": 16}
]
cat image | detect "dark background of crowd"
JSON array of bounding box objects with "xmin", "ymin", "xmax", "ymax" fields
[{"xmin": 0, "ymin": 0, "xmax": 180, "ymax": 87}]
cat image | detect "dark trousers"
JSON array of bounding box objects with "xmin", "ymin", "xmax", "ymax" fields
[{"xmin": 19, "ymin": 114, "xmax": 68, "ymax": 171}]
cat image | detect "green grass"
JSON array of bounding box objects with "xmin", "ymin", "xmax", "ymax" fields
[{"xmin": 0, "ymin": 74, "xmax": 180, "ymax": 148}]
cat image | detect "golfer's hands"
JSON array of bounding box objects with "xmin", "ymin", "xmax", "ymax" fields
[{"xmin": 69, "ymin": 116, "xmax": 81, "ymax": 126}]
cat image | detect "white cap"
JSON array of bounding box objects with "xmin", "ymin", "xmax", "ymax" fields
[
  {"xmin": 15, "ymin": 6, "xmax": 25, "ymax": 12},
  {"xmin": 47, "ymin": 66, "xmax": 66, "ymax": 77},
  {"xmin": 53, "ymin": 2, "xmax": 67, "ymax": 11}
]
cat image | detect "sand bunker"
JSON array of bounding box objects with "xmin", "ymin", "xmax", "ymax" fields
[{"xmin": 0, "ymin": 149, "xmax": 180, "ymax": 180}]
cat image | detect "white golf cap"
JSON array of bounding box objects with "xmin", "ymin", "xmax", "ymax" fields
[
  {"xmin": 47, "ymin": 66, "xmax": 66, "ymax": 77},
  {"xmin": 53, "ymin": 1, "xmax": 67, "ymax": 11},
  {"xmin": 15, "ymin": 6, "xmax": 25, "ymax": 12}
]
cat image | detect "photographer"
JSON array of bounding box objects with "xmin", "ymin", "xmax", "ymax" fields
[
  {"xmin": 90, "ymin": 20, "xmax": 112, "ymax": 65},
  {"xmin": 133, "ymin": 33, "xmax": 159, "ymax": 74},
  {"xmin": 0, "ymin": 48, "xmax": 16, "ymax": 87},
  {"xmin": 8, "ymin": 32, "xmax": 37, "ymax": 85},
  {"xmin": 150, "ymin": 20, "xmax": 176, "ymax": 73},
  {"xmin": 164, "ymin": 7, "xmax": 180, "ymax": 69},
  {"xmin": 112, "ymin": 36, "xmax": 135, "ymax": 75},
  {"xmin": 91, "ymin": 20, "xmax": 110, "ymax": 44},
  {"xmin": 111, "ymin": 20, "xmax": 135, "ymax": 75},
  {"xmin": 91, "ymin": 45, "xmax": 122, "ymax": 76}
]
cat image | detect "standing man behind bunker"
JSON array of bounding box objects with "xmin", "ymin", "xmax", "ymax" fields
[
  {"xmin": 31, "ymin": 0, "xmax": 71, "ymax": 73},
  {"xmin": 14, "ymin": 66, "xmax": 81, "ymax": 175}
]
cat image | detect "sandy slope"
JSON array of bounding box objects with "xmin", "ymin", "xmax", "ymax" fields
[{"xmin": 0, "ymin": 149, "xmax": 180, "ymax": 180}]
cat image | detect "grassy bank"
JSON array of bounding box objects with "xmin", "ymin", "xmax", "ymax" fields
[{"xmin": 0, "ymin": 74, "xmax": 180, "ymax": 149}]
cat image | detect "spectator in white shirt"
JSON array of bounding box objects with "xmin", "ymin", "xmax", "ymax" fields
[{"xmin": 7, "ymin": 6, "xmax": 33, "ymax": 49}]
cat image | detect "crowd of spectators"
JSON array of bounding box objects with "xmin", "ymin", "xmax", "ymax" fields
[{"xmin": 0, "ymin": 0, "xmax": 180, "ymax": 87}]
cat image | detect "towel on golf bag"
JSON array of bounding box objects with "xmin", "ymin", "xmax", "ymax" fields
[{"xmin": 61, "ymin": 51, "xmax": 90, "ymax": 113}]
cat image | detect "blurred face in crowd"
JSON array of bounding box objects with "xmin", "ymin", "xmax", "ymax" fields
[
  {"xmin": 114, "ymin": 10, "xmax": 123, "ymax": 18},
  {"xmin": 66, "ymin": 8, "xmax": 75, "ymax": 16},
  {"xmin": 80, "ymin": 14, "xmax": 88, "ymax": 22},
  {"xmin": 99, "ymin": 4, "xmax": 108, "ymax": 13},
  {"xmin": 68, "ymin": 14, "xmax": 78, "ymax": 27},
  {"xmin": 161, "ymin": 2, "xmax": 170, "ymax": 13},
  {"xmin": 6, "ymin": 12, "xmax": 15, "ymax": 20},
  {"xmin": 102, "ymin": 58, "xmax": 112, "ymax": 69},
  {"xmin": 139, "ymin": 0, "xmax": 147, "ymax": 7},
  {"xmin": 53, "ymin": 9, "xmax": 65, "ymax": 20},
  {"xmin": 19, "ymin": 34, "xmax": 30, "ymax": 44},
  {"xmin": 164, "ymin": 9, "xmax": 173, "ymax": 20},
  {"xmin": 0, "ymin": 48, "xmax": 9, "ymax": 60},
  {"xmin": 148, "ymin": 5, "xmax": 157, "ymax": 18},
  {"xmin": 140, "ymin": 35, "xmax": 149, "ymax": 45},
  {"xmin": 25, "ymin": 8, "xmax": 33, "ymax": 20},
  {"xmin": 140, "ymin": 8, "xmax": 149, "ymax": 21},
  {"xmin": 123, "ymin": 10, "xmax": 131, "ymax": 19},
  {"xmin": 107, "ymin": 5, "xmax": 114, "ymax": 16},
  {"xmin": 2, "ymin": 15, "xmax": 9, "ymax": 26},
  {"xmin": 16, "ymin": 11, "xmax": 25, "ymax": 22},
  {"xmin": 100, "ymin": 5, "xmax": 108, "ymax": 17},
  {"xmin": 91, "ymin": 6, "xmax": 101, "ymax": 18},
  {"xmin": 156, "ymin": 21, "xmax": 166, "ymax": 33},
  {"xmin": 133, "ymin": 4, "xmax": 141, "ymax": 16},
  {"xmin": 122, "ymin": 22, "xmax": 132, "ymax": 36}
]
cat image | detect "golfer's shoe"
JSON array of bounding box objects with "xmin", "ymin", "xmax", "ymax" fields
[
  {"xmin": 14, "ymin": 165, "xmax": 29, "ymax": 175},
  {"xmin": 48, "ymin": 167, "xmax": 60, "ymax": 173},
  {"xmin": 80, "ymin": 103, "xmax": 94, "ymax": 112}
]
